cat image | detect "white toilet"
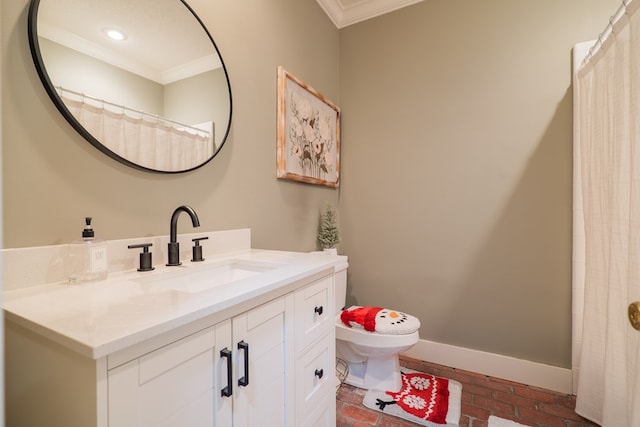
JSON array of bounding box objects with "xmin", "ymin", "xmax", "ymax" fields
[{"xmin": 334, "ymin": 265, "xmax": 420, "ymax": 392}]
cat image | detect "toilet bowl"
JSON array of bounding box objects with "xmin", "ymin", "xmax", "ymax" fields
[
  {"xmin": 334, "ymin": 265, "xmax": 420, "ymax": 392},
  {"xmin": 336, "ymin": 318, "xmax": 419, "ymax": 391}
]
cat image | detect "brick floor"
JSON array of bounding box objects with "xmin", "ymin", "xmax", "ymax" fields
[{"xmin": 336, "ymin": 357, "xmax": 599, "ymax": 427}]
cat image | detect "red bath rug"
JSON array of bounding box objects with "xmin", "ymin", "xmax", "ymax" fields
[{"xmin": 363, "ymin": 369, "xmax": 462, "ymax": 427}]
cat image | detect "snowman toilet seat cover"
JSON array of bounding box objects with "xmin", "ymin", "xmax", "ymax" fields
[{"xmin": 340, "ymin": 306, "xmax": 420, "ymax": 335}]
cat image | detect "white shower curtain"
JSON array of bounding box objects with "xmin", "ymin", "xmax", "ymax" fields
[
  {"xmin": 574, "ymin": 1, "xmax": 640, "ymax": 425},
  {"xmin": 62, "ymin": 96, "xmax": 214, "ymax": 172}
]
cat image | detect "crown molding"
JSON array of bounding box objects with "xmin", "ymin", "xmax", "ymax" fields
[{"xmin": 316, "ymin": 0, "xmax": 424, "ymax": 28}]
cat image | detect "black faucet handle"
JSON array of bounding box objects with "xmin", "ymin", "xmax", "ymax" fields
[
  {"xmin": 128, "ymin": 243, "xmax": 155, "ymax": 272},
  {"xmin": 191, "ymin": 237, "xmax": 209, "ymax": 262}
]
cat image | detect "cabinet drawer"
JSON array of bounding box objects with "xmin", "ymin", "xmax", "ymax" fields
[
  {"xmin": 296, "ymin": 332, "xmax": 335, "ymax": 424},
  {"xmin": 295, "ymin": 276, "xmax": 333, "ymax": 352},
  {"xmin": 301, "ymin": 394, "xmax": 335, "ymax": 427}
]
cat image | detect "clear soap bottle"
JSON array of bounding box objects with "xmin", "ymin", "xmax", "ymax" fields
[{"xmin": 68, "ymin": 217, "xmax": 109, "ymax": 284}]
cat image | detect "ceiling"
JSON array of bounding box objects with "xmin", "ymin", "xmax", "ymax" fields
[
  {"xmin": 37, "ymin": 0, "xmax": 220, "ymax": 85},
  {"xmin": 316, "ymin": 0, "xmax": 424, "ymax": 28}
]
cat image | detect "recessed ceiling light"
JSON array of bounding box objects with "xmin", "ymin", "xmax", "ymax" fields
[{"xmin": 103, "ymin": 28, "xmax": 127, "ymax": 41}]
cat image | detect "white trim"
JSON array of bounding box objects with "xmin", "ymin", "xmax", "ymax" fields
[
  {"xmin": 316, "ymin": 0, "xmax": 425, "ymax": 28},
  {"xmin": 161, "ymin": 54, "xmax": 220, "ymax": 85},
  {"xmin": 38, "ymin": 27, "xmax": 217, "ymax": 85},
  {"xmin": 403, "ymin": 339, "xmax": 573, "ymax": 394}
]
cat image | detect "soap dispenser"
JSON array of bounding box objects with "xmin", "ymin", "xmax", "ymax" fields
[{"xmin": 68, "ymin": 217, "xmax": 109, "ymax": 284}]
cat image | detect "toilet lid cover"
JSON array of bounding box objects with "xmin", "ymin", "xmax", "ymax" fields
[{"xmin": 340, "ymin": 306, "xmax": 420, "ymax": 335}]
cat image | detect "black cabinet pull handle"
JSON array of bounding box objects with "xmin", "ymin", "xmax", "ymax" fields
[
  {"xmin": 220, "ymin": 348, "xmax": 232, "ymax": 397},
  {"xmin": 238, "ymin": 341, "xmax": 249, "ymax": 387},
  {"xmin": 315, "ymin": 368, "xmax": 324, "ymax": 379},
  {"xmin": 314, "ymin": 306, "xmax": 323, "ymax": 316}
]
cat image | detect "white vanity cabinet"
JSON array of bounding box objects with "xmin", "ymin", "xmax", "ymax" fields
[
  {"xmin": 107, "ymin": 294, "xmax": 294, "ymax": 427},
  {"xmin": 5, "ymin": 266, "xmax": 337, "ymax": 427},
  {"xmin": 294, "ymin": 275, "xmax": 336, "ymax": 426}
]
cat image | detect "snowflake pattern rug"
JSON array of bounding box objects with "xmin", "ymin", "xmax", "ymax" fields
[{"xmin": 363, "ymin": 369, "xmax": 462, "ymax": 427}]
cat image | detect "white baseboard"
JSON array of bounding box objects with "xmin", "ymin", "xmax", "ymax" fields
[{"xmin": 402, "ymin": 339, "xmax": 573, "ymax": 394}]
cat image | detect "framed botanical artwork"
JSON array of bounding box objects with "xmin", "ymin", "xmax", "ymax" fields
[{"xmin": 277, "ymin": 66, "xmax": 340, "ymax": 188}]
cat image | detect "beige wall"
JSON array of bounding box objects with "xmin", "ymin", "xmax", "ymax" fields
[
  {"xmin": 40, "ymin": 39, "xmax": 226, "ymax": 129},
  {"xmin": 39, "ymin": 38, "xmax": 164, "ymax": 115},
  {"xmin": 338, "ymin": 0, "xmax": 619, "ymax": 368},
  {"xmin": 2, "ymin": 0, "xmax": 339, "ymax": 250},
  {"xmin": 165, "ymin": 69, "xmax": 228, "ymax": 133}
]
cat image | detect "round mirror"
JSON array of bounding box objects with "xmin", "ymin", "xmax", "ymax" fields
[{"xmin": 28, "ymin": 0, "xmax": 232, "ymax": 173}]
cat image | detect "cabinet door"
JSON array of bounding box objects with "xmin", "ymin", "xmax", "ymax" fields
[
  {"xmin": 295, "ymin": 276, "xmax": 333, "ymax": 352},
  {"xmin": 301, "ymin": 394, "xmax": 336, "ymax": 427},
  {"xmin": 108, "ymin": 324, "xmax": 233, "ymax": 427},
  {"xmin": 232, "ymin": 295, "xmax": 294, "ymax": 427},
  {"xmin": 214, "ymin": 320, "xmax": 233, "ymax": 425},
  {"xmin": 296, "ymin": 333, "xmax": 335, "ymax": 425}
]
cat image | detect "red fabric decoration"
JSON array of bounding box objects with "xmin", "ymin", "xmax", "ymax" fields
[
  {"xmin": 386, "ymin": 373, "xmax": 450, "ymax": 424},
  {"xmin": 340, "ymin": 306, "xmax": 384, "ymax": 332}
]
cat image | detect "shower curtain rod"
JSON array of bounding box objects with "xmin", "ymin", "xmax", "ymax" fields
[
  {"xmin": 55, "ymin": 86, "xmax": 210, "ymax": 137},
  {"xmin": 582, "ymin": 0, "xmax": 633, "ymax": 67}
]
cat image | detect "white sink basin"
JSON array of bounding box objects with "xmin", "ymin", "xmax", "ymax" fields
[{"xmin": 135, "ymin": 259, "xmax": 281, "ymax": 294}]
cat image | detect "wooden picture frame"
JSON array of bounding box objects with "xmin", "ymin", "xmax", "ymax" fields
[{"xmin": 277, "ymin": 66, "xmax": 340, "ymax": 188}]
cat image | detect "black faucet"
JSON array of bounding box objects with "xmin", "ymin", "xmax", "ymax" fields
[{"xmin": 167, "ymin": 205, "xmax": 200, "ymax": 266}]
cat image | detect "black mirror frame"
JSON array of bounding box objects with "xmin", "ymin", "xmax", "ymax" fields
[{"xmin": 27, "ymin": 0, "xmax": 233, "ymax": 174}]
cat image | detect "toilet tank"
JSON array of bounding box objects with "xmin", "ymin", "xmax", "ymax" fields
[{"xmin": 334, "ymin": 261, "xmax": 348, "ymax": 313}]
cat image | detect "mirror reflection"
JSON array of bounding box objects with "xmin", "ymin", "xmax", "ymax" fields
[{"xmin": 29, "ymin": 0, "xmax": 232, "ymax": 173}]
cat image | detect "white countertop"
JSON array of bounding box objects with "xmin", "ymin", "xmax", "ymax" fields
[{"xmin": 3, "ymin": 249, "xmax": 346, "ymax": 360}]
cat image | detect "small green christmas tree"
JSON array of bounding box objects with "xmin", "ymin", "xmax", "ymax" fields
[{"xmin": 318, "ymin": 205, "xmax": 340, "ymax": 249}]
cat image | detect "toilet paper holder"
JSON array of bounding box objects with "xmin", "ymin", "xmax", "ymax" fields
[{"xmin": 629, "ymin": 302, "xmax": 640, "ymax": 331}]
